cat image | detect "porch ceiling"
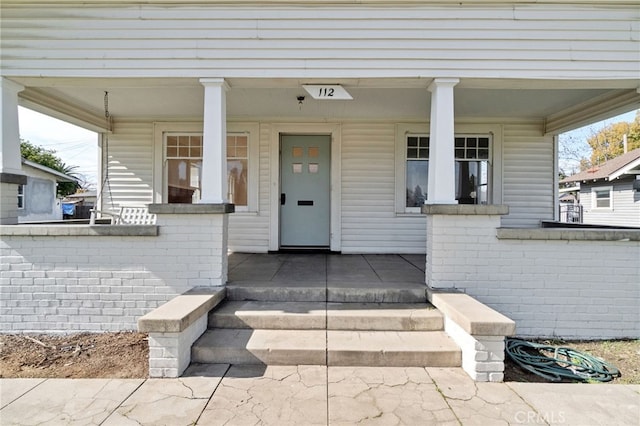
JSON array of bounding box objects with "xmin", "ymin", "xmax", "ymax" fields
[{"xmin": 13, "ymin": 76, "xmax": 640, "ymax": 133}]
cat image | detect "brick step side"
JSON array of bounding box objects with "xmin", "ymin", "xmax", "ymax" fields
[{"xmin": 209, "ymin": 301, "xmax": 443, "ymax": 331}]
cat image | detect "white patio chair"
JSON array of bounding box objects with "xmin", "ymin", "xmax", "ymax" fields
[{"xmin": 89, "ymin": 207, "xmax": 156, "ymax": 225}]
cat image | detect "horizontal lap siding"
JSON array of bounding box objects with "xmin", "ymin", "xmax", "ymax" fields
[
  {"xmin": 104, "ymin": 120, "xmax": 154, "ymax": 210},
  {"xmin": 228, "ymin": 123, "xmax": 271, "ymax": 252},
  {"xmin": 1, "ymin": 5, "xmax": 638, "ymax": 79},
  {"xmin": 582, "ymin": 181, "xmax": 640, "ymax": 227},
  {"xmin": 341, "ymin": 123, "xmax": 425, "ymax": 253},
  {"xmin": 502, "ymin": 122, "xmax": 554, "ymax": 227}
]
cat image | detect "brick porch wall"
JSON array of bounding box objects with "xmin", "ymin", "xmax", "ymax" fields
[
  {"xmin": 0, "ymin": 209, "xmax": 229, "ymax": 332},
  {"xmin": 424, "ymin": 205, "xmax": 640, "ymax": 339}
]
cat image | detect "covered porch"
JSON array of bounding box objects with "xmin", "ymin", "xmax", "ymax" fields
[{"xmin": 226, "ymin": 252, "xmax": 426, "ymax": 302}]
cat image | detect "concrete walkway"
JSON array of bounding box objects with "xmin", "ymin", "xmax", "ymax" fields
[{"xmin": 2, "ymin": 365, "xmax": 638, "ymax": 426}]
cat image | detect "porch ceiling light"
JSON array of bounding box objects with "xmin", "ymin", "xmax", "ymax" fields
[{"xmin": 302, "ymin": 84, "xmax": 353, "ymax": 100}]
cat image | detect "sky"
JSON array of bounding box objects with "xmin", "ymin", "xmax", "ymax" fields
[
  {"xmin": 17, "ymin": 106, "xmax": 639, "ymax": 190},
  {"xmin": 19, "ymin": 106, "xmax": 99, "ymax": 189}
]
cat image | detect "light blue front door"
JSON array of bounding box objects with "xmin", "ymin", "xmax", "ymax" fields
[{"xmin": 280, "ymin": 135, "xmax": 331, "ymax": 248}]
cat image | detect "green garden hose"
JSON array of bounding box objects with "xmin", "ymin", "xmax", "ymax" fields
[{"xmin": 505, "ymin": 338, "xmax": 621, "ymax": 382}]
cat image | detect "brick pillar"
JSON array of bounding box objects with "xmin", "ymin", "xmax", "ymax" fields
[{"xmin": 423, "ymin": 204, "xmax": 508, "ymax": 289}]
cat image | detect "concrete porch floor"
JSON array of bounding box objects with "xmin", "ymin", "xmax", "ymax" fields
[{"xmin": 226, "ymin": 253, "xmax": 428, "ymax": 302}]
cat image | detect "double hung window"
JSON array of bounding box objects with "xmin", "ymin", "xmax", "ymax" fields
[
  {"xmin": 164, "ymin": 132, "xmax": 250, "ymax": 208},
  {"xmin": 592, "ymin": 187, "xmax": 612, "ymax": 209},
  {"xmin": 405, "ymin": 134, "xmax": 491, "ymax": 209}
]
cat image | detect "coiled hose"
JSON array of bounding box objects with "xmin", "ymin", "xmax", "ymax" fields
[{"xmin": 505, "ymin": 338, "xmax": 621, "ymax": 382}]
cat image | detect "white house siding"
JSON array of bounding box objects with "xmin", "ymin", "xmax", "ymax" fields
[
  {"xmin": 227, "ymin": 123, "xmax": 271, "ymax": 252},
  {"xmin": 502, "ymin": 122, "xmax": 554, "ymax": 228},
  {"xmin": 341, "ymin": 122, "xmax": 425, "ymax": 253},
  {"xmin": 1, "ymin": 4, "xmax": 637, "ymax": 80},
  {"xmin": 581, "ymin": 181, "xmax": 640, "ymax": 227},
  {"xmin": 101, "ymin": 118, "xmax": 554, "ymax": 251},
  {"xmin": 102, "ymin": 120, "xmax": 155, "ymax": 210}
]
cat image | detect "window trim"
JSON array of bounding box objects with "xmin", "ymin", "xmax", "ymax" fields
[
  {"xmin": 395, "ymin": 123, "xmax": 502, "ymax": 214},
  {"xmin": 591, "ymin": 185, "xmax": 613, "ymax": 210}
]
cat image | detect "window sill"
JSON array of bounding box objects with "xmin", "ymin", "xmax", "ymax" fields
[{"xmin": 395, "ymin": 212, "xmax": 426, "ymax": 217}]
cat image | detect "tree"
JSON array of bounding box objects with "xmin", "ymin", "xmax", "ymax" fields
[
  {"xmin": 559, "ymin": 111, "xmax": 640, "ymax": 176},
  {"xmin": 20, "ymin": 139, "xmax": 80, "ymax": 196},
  {"xmin": 586, "ymin": 111, "xmax": 640, "ymax": 167}
]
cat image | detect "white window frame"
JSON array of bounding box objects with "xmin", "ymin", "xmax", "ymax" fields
[
  {"xmin": 153, "ymin": 122, "xmax": 259, "ymax": 212},
  {"xmin": 17, "ymin": 184, "xmax": 25, "ymax": 209},
  {"xmin": 395, "ymin": 123, "xmax": 502, "ymax": 214},
  {"xmin": 592, "ymin": 186, "xmax": 613, "ymax": 210},
  {"xmin": 164, "ymin": 132, "xmax": 204, "ymax": 204}
]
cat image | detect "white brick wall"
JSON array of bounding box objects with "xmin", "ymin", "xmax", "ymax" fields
[
  {"xmin": 427, "ymin": 214, "xmax": 640, "ymax": 339},
  {"xmin": 444, "ymin": 317, "xmax": 505, "ymax": 382},
  {"xmin": 0, "ymin": 213, "xmax": 228, "ymax": 332},
  {"xmin": 148, "ymin": 315, "xmax": 208, "ymax": 378}
]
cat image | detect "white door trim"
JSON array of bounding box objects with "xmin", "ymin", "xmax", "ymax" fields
[{"xmin": 269, "ymin": 123, "xmax": 342, "ymax": 252}]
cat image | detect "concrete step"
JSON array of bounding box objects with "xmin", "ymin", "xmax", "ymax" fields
[
  {"xmin": 225, "ymin": 281, "xmax": 427, "ymax": 303},
  {"xmin": 192, "ymin": 328, "xmax": 327, "ymax": 365},
  {"xmin": 191, "ymin": 329, "xmax": 460, "ymax": 367},
  {"xmin": 209, "ymin": 301, "xmax": 443, "ymax": 331},
  {"xmin": 327, "ymin": 330, "xmax": 460, "ymax": 367}
]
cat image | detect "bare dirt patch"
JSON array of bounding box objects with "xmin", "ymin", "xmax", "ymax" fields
[
  {"xmin": 1, "ymin": 333, "xmax": 637, "ymax": 384},
  {"xmin": 0, "ymin": 332, "xmax": 148, "ymax": 379}
]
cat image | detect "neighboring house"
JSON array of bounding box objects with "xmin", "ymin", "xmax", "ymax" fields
[
  {"xmin": 1, "ymin": 1, "xmax": 639, "ymax": 343},
  {"xmin": 561, "ymin": 148, "xmax": 640, "ymax": 227},
  {"xmin": 18, "ymin": 159, "xmax": 79, "ymax": 223},
  {"xmin": 62, "ymin": 190, "xmax": 97, "ymax": 219}
]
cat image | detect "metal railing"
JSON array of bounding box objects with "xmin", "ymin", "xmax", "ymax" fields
[{"xmin": 559, "ymin": 204, "xmax": 583, "ymax": 223}]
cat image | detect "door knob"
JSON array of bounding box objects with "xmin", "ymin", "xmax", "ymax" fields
[{"xmin": 281, "ymin": 193, "xmax": 286, "ymax": 205}]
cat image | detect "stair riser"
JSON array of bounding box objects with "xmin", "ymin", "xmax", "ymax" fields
[
  {"xmin": 226, "ymin": 287, "xmax": 426, "ymax": 303},
  {"xmin": 210, "ymin": 314, "xmax": 326, "ymax": 330},
  {"xmin": 327, "ymin": 316, "xmax": 443, "ymax": 331},
  {"xmin": 209, "ymin": 314, "xmax": 443, "ymax": 331},
  {"xmin": 328, "ymin": 351, "xmax": 461, "ymax": 367},
  {"xmin": 192, "ymin": 348, "xmax": 460, "ymax": 367},
  {"xmin": 192, "ymin": 347, "xmax": 327, "ymax": 365}
]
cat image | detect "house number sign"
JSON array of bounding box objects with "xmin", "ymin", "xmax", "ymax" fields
[{"xmin": 303, "ymin": 84, "xmax": 353, "ymax": 100}]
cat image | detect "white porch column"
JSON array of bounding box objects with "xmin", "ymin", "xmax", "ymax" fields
[
  {"xmin": 0, "ymin": 78, "xmax": 26, "ymax": 225},
  {"xmin": 0, "ymin": 78, "xmax": 25, "ymax": 176},
  {"xmin": 199, "ymin": 78, "xmax": 229, "ymax": 204},
  {"xmin": 426, "ymin": 78, "xmax": 459, "ymax": 204}
]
